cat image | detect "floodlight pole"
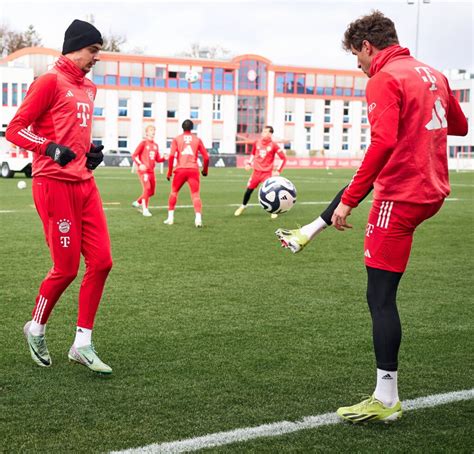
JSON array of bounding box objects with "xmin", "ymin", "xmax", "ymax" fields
[{"xmin": 408, "ymin": 0, "xmax": 431, "ymax": 59}]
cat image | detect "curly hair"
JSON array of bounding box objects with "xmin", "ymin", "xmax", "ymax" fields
[{"xmin": 342, "ymin": 10, "xmax": 399, "ymax": 52}]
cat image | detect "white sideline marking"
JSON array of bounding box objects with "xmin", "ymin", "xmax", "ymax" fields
[
  {"xmin": 0, "ymin": 197, "xmax": 467, "ymax": 214},
  {"xmin": 111, "ymin": 388, "xmax": 474, "ymax": 454}
]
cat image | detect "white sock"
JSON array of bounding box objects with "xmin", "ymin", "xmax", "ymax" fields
[
  {"xmin": 74, "ymin": 327, "xmax": 92, "ymax": 348},
  {"xmin": 142, "ymin": 200, "xmax": 148, "ymax": 211},
  {"xmin": 374, "ymin": 369, "xmax": 399, "ymax": 407},
  {"xmin": 29, "ymin": 320, "xmax": 45, "ymax": 336},
  {"xmin": 300, "ymin": 216, "xmax": 328, "ymax": 240},
  {"xmin": 195, "ymin": 212, "xmax": 202, "ymax": 223},
  {"xmin": 167, "ymin": 210, "xmax": 174, "ymax": 221}
]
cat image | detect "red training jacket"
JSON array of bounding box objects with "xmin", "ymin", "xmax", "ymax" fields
[
  {"xmin": 6, "ymin": 55, "xmax": 97, "ymax": 181},
  {"xmin": 132, "ymin": 139, "xmax": 164, "ymax": 173},
  {"xmin": 342, "ymin": 45, "xmax": 468, "ymax": 207},
  {"xmin": 167, "ymin": 132, "xmax": 209, "ymax": 177},
  {"xmin": 251, "ymin": 138, "xmax": 287, "ymax": 173}
]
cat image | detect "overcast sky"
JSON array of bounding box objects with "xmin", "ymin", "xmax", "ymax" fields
[{"xmin": 1, "ymin": 0, "xmax": 473, "ymax": 72}]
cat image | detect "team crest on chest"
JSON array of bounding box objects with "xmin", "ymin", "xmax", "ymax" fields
[
  {"xmin": 57, "ymin": 219, "xmax": 71, "ymax": 233},
  {"xmin": 85, "ymin": 88, "xmax": 95, "ymax": 102}
]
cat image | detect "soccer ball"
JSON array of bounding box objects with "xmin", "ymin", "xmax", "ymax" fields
[
  {"xmin": 258, "ymin": 176, "xmax": 297, "ymax": 214},
  {"xmin": 185, "ymin": 70, "xmax": 200, "ymax": 83},
  {"xmin": 17, "ymin": 180, "xmax": 27, "ymax": 190}
]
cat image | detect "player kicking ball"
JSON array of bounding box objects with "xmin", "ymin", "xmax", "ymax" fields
[
  {"xmin": 234, "ymin": 126, "xmax": 287, "ymax": 219},
  {"xmin": 164, "ymin": 119, "xmax": 209, "ymax": 227},
  {"xmin": 277, "ymin": 11, "xmax": 467, "ymax": 423},
  {"xmin": 131, "ymin": 125, "xmax": 165, "ymax": 217}
]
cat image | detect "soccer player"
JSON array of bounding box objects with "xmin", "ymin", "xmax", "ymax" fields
[
  {"xmin": 234, "ymin": 125, "xmax": 287, "ymax": 219},
  {"xmin": 6, "ymin": 19, "xmax": 114, "ymax": 374},
  {"xmin": 277, "ymin": 11, "xmax": 467, "ymax": 422},
  {"xmin": 131, "ymin": 125, "xmax": 165, "ymax": 217},
  {"xmin": 164, "ymin": 119, "xmax": 209, "ymax": 227}
]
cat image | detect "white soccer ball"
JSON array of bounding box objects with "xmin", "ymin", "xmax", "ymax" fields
[
  {"xmin": 258, "ymin": 176, "xmax": 297, "ymax": 214},
  {"xmin": 17, "ymin": 180, "xmax": 27, "ymax": 190},
  {"xmin": 185, "ymin": 70, "xmax": 200, "ymax": 83}
]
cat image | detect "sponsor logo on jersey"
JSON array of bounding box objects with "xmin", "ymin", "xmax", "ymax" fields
[
  {"xmin": 60, "ymin": 236, "xmax": 71, "ymax": 248},
  {"xmin": 57, "ymin": 219, "xmax": 71, "ymax": 233},
  {"xmin": 365, "ymin": 223, "xmax": 374, "ymax": 237},
  {"xmin": 364, "ymin": 249, "xmax": 372, "ymax": 258},
  {"xmin": 66, "ymin": 90, "xmax": 74, "ymax": 98},
  {"xmin": 76, "ymin": 102, "xmax": 91, "ymax": 127}
]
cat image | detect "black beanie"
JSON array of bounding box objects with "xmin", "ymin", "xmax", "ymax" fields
[{"xmin": 62, "ymin": 19, "xmax": 103, "ymax": 55}]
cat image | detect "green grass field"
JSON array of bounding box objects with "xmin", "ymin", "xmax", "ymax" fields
[{"xmin": 1, "ymin": 168, "xmax": 473, "ymax": 452}]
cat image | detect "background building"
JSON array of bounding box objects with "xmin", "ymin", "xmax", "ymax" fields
[{"xmin": 1, "ymin": 47, "xmax": 472, "ymax": 169}]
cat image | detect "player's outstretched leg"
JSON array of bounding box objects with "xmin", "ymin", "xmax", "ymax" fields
[
  {"xmin": 234, "ymin": 188, "xmax": 253, "ymax": 216},
  {"xmin": 276, "ymin": 185, "xmax": 372, "ymax": 253}
]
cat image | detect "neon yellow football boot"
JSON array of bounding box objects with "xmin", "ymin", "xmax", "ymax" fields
[
  {"xmin": 275, "ymin": 228, "xmax": 310, "ymax": 254},
  {"xmin": 337, "ymin": 395, "xmax": 402, "ymax": 423}
]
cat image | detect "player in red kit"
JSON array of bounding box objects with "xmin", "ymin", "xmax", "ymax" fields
[
  {"xmin": 234, "ymin": 125, "xmax": 287, "ymax": 219},
  {"xmin": 277, "ymin": 11, "xmax": 467, "ymax": 422},
  {"xmin": 131, "ymin": 125, "xmax": 165, "ymax": 217},
  {"xmin": 6, "ymin": 20, "xmax": 114, "ymax": 374},
  {"xmin": 164, "ymin": 119, "xmax": 209, "ymax": 227}
]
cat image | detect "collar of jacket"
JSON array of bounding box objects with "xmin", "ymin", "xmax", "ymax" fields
[
  {"xmin": 370, "ymin": 45, "xmax": 411, "ymax": 77},
  {"xmin": 55, "ymin": 55, "xmax": 87, "ymax": 84}
]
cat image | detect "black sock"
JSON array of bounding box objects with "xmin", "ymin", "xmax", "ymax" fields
[
  {"xmin": 366, "ymin": 266, "xmax": 403, "ymax": 371},
  {"xmin": 242, "ymin": 188, "xmax": 253, "ymax": 206},
  {"xmin": 320, "ymin": 185, "xmax": 373, "ymax": 225}
]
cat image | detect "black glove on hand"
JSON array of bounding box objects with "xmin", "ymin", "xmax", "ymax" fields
[
  {"xmin": 45, "ymin": 142, "xmax": 76, "ymax": 167},
  {"xmin": 86, "ymin": 145, "xmax": 104, "ymax": 170}
]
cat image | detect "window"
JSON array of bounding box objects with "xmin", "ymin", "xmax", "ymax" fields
[
  {"xmin": 214, "ymin": 68, "xmax": 224, "ymax": 91},
  {"xmin": 224, "ymin": 70, "xmax": 234, "ymax": 91},
  {"xmin": 342, "ymin": 127, "xmax": 349, "ymax": 150},
  {"xmin": 21, "ymin": 83, "xmax": 28, "ymax": 101},
  {"xmin": 92, "ymin": 138, "xmax": 103, "ymax": 146},
  {"xmin": 12, "ymin": 83, "xmax": 18, "ymax": 107},
  {"xmin": 167, "ymin": 110, "xmax": 176, "ymax": 118},
  {"xmin": 305, "ymin": 126, "xmax": 312, "ymax": 151},
  {"xmin": 212, "ymin": 95, "xmax": 221, "ymax": 120},
  {"xmin": 94, "ymin": 107, "xmax": 104, "ymax": 116},
  {"xmin": 118, "ymin": 98, "xmax": 128, "ymax": 117},
  {"xmin": 284, "ymin": 142, "xmax": 293, "ymax": 150},
  {"xmin": 343, "ymin": 101, "xmax": 350, "ymax": 123},
  {"xmin": 212, "ymin": 141, "xmax": 221, "ymax": 153},
  {"xmin": 166, "ymin": 138, "xmax": 173, "ymax": 149},
  {"xmin": 156, "ymin": 67, "xmax": 166, "ymax": 88},
  {"xmin": 143, "ymin": 102, "xmax": 153, "ymax": 118},
  {"xmin": 202, "ymin": 68, "xmax": 212, "ymax": 90},
  {"xmin": 118, "ymin": 136, "xmax": 128, "ymax": 148},
  {"xmin": 2, "ymin": 83, "xmax": 8, "ymax": 106},
  {"xmin": 105, "ymin": 75, "xmax": 117, "ymax": 85},
  {"xmin": 285, "ymin": 111, "xmax": 293, "ymax": 122},
  {"xmin": 168, "ymin": 71, "xmax": 178, "ymax": 89},
  {"xmin": 304, "ymin": 112, "xmax": 313, "ymax": 123},
  {"xmin": 190, "ymin": 106, "xmax": 199, "ymax": 119},
  {"xmin": 361, "ymin": 102, "xmax": 368, "ymax": 124}
]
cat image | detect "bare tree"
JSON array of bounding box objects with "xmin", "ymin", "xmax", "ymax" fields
[
  {"xmin": 102, "ymin": 33, "xmax": 126, "ymax": 52},
  {"xmin": 0, "ymin": 24, "xmax": 42, "ymax": 55}
]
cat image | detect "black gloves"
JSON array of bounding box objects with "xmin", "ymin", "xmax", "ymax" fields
[
  {"xmin": 45, "ymin": 142, "xmax": 76, "ymax": 167},
  {"xmin": 86, "ymin": 145, "xmax": 104, "ymax": 170}
]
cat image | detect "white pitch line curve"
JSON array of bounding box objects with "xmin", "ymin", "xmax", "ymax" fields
[{"xmin": 110, "ymin": 388, "xmax": 474, "ymax": 454}]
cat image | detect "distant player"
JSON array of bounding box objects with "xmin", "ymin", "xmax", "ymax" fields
[
  {"xmin": 234, "ymin": 125, "xmax": 287, "ymax": 219},
  {"xmin": 131, "ymin": 125, "xmax": 165, "ymax": 217},
  {"xmin": 277, "ymin": 11, "xmax": 468, "ymax": 423},
  {"xmin": 164, "ymin": 119, "xmax": 209, "ymax": 227}
]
